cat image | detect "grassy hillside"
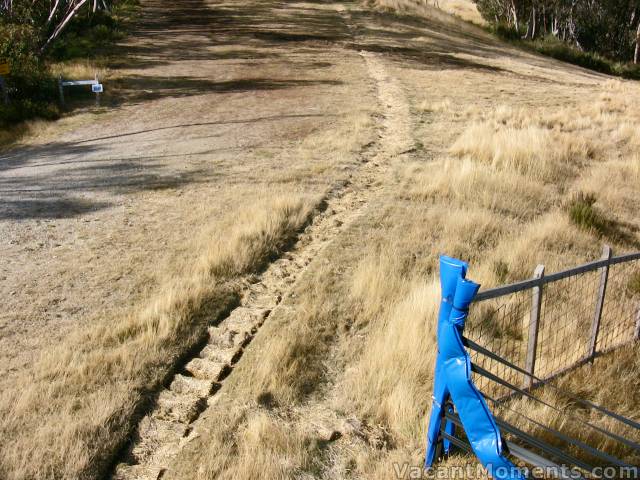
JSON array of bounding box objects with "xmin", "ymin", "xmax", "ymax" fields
[
  {"xmin": 0, "ymin": 0, "xmax": 638, "ymax": 478},
  {"xmin": 166, "ymin": 3, "xmax": 640, "ymax": 479}
]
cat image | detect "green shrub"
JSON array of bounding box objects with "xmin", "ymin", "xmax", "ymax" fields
[
  {"xmin": 567, "ymin": 192, "xmax": 610, "ymax": 236},
  {"xmin": 627, "ymin": 272, "xmax": 640, "ymax": 296},
  {"xmin": 0, "ymin": 1, "xmax": 139, "ymax": 126},
  {"xmin": 534, "ymin": 37, "xmax": 613, "ymax": 74},
  {"xmin": 533, "ymin": 37, "xmax": 640, "ymax": 79},
  {"xmin": 489, "ymin": 22, "xmax": 521, "ymax": 41},
  {"xmin": 0, "ymin": 23, "xmax": 60, "ymax": 126},
  {"xmin": 484, "ymin": 26, "xmax": 640, "ymax": 80},
  {"xmin": 49, "ymin": 9, "xmax": 125, "ymax": 60}
]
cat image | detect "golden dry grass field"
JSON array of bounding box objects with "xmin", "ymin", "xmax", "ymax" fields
[{"xmin": 0, "ymin": 0, "xmax": 638, "ymax": 479}]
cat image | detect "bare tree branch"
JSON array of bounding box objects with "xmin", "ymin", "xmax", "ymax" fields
[{"xmin": 40, "ymin": 0, "xmax": 90, "ymax": 53}]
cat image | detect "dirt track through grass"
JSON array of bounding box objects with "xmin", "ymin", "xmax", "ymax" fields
[
  {"xmin": 0, "ymin": 0, "xmax": 381, "ymax": 477},
  {"xmin": 112, "ymin": 9, "xmax": 418, "ymax": 476}
]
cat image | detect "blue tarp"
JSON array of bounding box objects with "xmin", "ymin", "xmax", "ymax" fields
[{"xmin": 424, "ymin": 255, "xmax": 525, "ymax": 480}]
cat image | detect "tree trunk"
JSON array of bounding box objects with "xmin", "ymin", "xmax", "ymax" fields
[
  {"xmin": 41, "ymin": 0, "xmax": 90, "ymax": 52},
  {"xmin": 46, "ymin": 0, "xmax": 60, "ymax": 25},
  {"xmin": 635, "ymin": 21, "xmax": 640, "ymax": 64},
  {"xmin": 524, "ymin": 4, "xmax": 536, "ymax": 40},
  {"xmin": 524, "ymin": 3, "xmax": 536, "ymax": 40}
]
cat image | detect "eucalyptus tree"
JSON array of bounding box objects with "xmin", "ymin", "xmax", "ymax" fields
[
  {"xmin": 473, "ymin": 0, "xmax": 640, "ymax": 62},
  {"xmin": 0, "ymin": 0, "xmax": 113, "ymax": 52}
]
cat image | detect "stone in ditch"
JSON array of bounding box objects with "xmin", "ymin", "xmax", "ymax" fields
[
  {"xmin": 200, "ymin": 344, "xmax": 236, "ymax": 364},
  {"xmin": 112, "ymin": 463, "xmax": 165, "ymax": 480},
  {"xmin": 154, "ymin": 390, "xmax": 204, "ymax": 423},
  {"xmin": 169, "ymin": 374, "xmax": 214, "ymax": 397},
  {"xmin": 184, "ymin": 357, "xmax": 227, "ymax": 380},
  {"xmin": 130, "ymin": 416, "xmax": 189, "ymax": 464}
]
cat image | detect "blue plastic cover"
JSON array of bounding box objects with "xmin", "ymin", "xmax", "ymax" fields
[{"xmin": 424, "ymin": 256, "xmax": 525, "ymax": 480}]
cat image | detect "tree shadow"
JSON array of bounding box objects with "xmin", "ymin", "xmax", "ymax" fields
[
  {"xmin": 86, "ymin": 0, "xmax": 600, "ymax": 113},
  {"xmin": 106, "ymin": 76, "xmax": 343, "ymax": 106},
  {"xmin": 0, "ymin": 112, "xmax": 332, "ymax": 172},
  {"xmin": 0, "ymin": 140, "xmax": 220, "ymax": 221},
  {"xmin": 71, "ymin": 0, "xmax": 606, "ymax": 115},
  {"xmin": 0, "ymin": 198, "xmax": 112, "ymax": 220},
  {"xmin": 348, "ymin": 42, "xmax": 507, "ymax": 73},
  {"xmin": 347, "ymin": 3, "xmax": 605, "ymax": 83}
]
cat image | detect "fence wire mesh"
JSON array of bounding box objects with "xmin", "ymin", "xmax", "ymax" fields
[
  {"xmin": 465, "ymin": 253, "xmax": 640, "ymax": 400},
  {"xmin": 598, "ymin": 260, "xmax": 640, "ymax": 353}
]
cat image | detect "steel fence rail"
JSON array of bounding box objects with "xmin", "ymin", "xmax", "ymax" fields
[{"xmin": 473, "ymin": 251, "xmax": 640, "ymax": 303}]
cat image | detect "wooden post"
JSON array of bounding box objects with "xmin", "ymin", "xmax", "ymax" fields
[
  {"xmin": 634, "ymin": 302, "xmax": 640, "ymax": 341},
  {"xmin": 58, "ymin": 76, "xmax": 65, "ymax": 107},
  {"xmin": 0, "ymin": 75, "xmax": 8, "ymax": 105},
  {"xmin": 94, "ymin": 73, "xmax": 100, "ymax": 107},
  {"xmin": 524, "ymin": 264, "xmax": 545, "ymax": 389},
  {"xmin": 588, "ymin": 245, "xmax": 611, "ymax": 360}
]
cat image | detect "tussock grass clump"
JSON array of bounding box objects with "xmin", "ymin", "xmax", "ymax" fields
[
  {"xmin": 179, "ymin": 405, "xmax": 315, "ymax": 480},
  {"xmin": 419, "ymin": 97, "xmax": 453, "ymax": 114},
  {"xmin": 343, "ymin": 278, "xmax": 439, "ymax": 438},
  {"xmin": 403, "ymin": 158, "xmax": 550, "ymax": 219},
  {"xmin": 450, "ymin": 122, "xmax": 588, "ymax": 182},
  {"xmin": 474, "ymin": 211, "xmax": 601, "ymax": 282}
]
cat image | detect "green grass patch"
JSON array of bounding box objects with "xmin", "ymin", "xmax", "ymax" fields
[{"xmin": 567, "ymin": 192, "xmax": 611, "ymax": 236}]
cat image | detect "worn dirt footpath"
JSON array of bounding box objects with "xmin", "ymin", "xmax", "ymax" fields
[
  {"xmin": 1, "ymin": 0, "xmax": 416, "ymax": 476},
  {"xmin": 111, "ymin": 6, "xmax": 416, "ymax": 476}
]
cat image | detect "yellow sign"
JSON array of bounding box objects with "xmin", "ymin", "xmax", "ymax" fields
[{"xmin": 0, "ymin": 63, "xmax": 10, "ymax": 75}]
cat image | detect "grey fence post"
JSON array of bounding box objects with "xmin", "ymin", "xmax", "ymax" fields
[
  {"xmin": 588, "ymin": 245, "xmax": 612, "ymax": 360},
  {"xmin": 524, "ymin": 264, "xmax": 545, "ymax": 389},
  {"xmin": 94, "ymin": 73, "xmax": 100, "ymax": 107},
  {"xmin": 634, "ymin": 302, "xmax": 640, "ymax": 341},
  {"xmin": 58, "ymin": 76, "xmax": 65, "ymax": 107}
]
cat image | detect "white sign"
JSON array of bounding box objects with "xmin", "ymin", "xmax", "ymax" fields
[
  {"xmin": 92, "ymin": 83, "xmax": 104, "ymax": 93},
  {"xmin": 62, "ymin": 79, "xmax": 98, "ymax": 86}
]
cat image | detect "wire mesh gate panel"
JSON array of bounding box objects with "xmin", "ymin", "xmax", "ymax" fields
[
  {"xmin": 427, "ymin": 248, "xmax": 640, "ymax": 479},
  {"xmin": 465, "ymin": 249, "xmax": 640, "ymax": 399}
]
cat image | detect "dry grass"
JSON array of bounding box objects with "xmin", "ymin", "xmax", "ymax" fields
[
  {"xmin": 166, "ymin": 19, "xmax": 640, "ymax": 479},
  {"xmin": 450, "ymin": 122, "xmax": 588, "ymax": 182},
  {"xmin": 375, "ymin": 0, "xmax": 484, "ymax": 24},
  {"xmin": 0, "ymin": 193, "xmax": 319, "ymax": 479},
  {"xmin": 429, "ymin": 0, "xmax": 485, "ymax": 24},
  {"xmin": 499, "ymin": 345, "xmax": 640, "ymax": 466},
  {"xmin": 49, "ymin": 60, "xmax": 111, "ymax": 82}
]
